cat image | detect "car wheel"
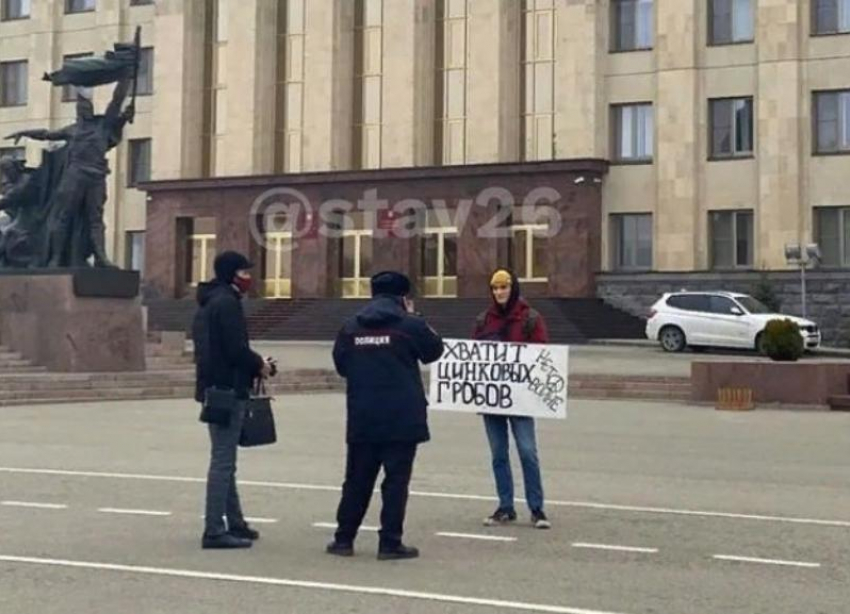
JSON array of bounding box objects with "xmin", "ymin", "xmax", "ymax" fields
[
  {"xmin": 659, "ymin": 326, "xmax": 687, "ymax": 353},
  {"xmin": 755, "ymin": 332, "xmax": 767, "ymax": 356}
]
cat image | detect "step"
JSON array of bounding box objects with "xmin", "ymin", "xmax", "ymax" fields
[
  {"xmin": 828, "ymin": 395, "xmax": 850, "ymax": 410},
  {"xmin": 570, "ymin": 388, "xmax": 690, "ymax": 402},
  {"xmin": 0, "ymin": 365, "xmax": 47, "ymax": 374}
]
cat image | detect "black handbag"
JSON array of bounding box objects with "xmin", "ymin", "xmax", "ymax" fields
[
  {"xmin": 200, "ymin": 386, "xmax": 237, "ymax": 426},
  {"xmin": 239, "ymin": 380, "xmax": 277, "ymax": 447}
]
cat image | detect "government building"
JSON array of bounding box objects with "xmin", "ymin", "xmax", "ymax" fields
[{"xmin": 1, "ymin": 1, "xmax": 850, "ymax": 332}]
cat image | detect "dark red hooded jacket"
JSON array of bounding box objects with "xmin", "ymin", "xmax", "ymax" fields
[{"xmin": 471, "ymin": 271, "xmax": 549, "ymax": 344}]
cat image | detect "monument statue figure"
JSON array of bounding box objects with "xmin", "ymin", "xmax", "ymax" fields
[{"xmin": 0, "ymin": 28, "xmax": 140, "ymax": 270}]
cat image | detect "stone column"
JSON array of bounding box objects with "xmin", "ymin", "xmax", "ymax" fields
[
  {"xmin": 654, "ymin": 0, "xmax": 700, "ymax": 270},
  {"xmin": 466, "ymin": 0, "xmax": 521, "ymax": 163},
  {"xmin": 381, "ymin": 0, "xmax": 435, "ymax": 167},
  {"xmin": 302, "ymin": 0, "xmax": 355, "ymax": 171}
]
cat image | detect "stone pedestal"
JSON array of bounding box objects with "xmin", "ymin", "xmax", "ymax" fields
[{"xmin": 0, "ymin": 269, "xmax": 145, "ymax": 372}]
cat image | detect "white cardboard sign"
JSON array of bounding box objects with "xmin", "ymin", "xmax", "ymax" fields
[{"xmin": 428, "ymin": 338, "xmax": 569, "ymax": 419}]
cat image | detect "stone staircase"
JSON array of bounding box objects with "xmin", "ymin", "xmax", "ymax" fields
[{"xmin": 0, "ymin": 330, "xmax": 690, "ymax": 406}]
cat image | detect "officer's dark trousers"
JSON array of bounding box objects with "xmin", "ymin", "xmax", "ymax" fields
[{"xmin": 334, "ymin": 441, "xmax": 418, "ymax": 550}]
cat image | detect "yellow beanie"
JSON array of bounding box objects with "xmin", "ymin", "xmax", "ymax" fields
[{"xmin": 490, "ymin": 269, "xmax": 512, "ymax": 287}]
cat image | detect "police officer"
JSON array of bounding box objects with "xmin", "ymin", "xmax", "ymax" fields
[{"xmin": 327, "ymin": 271, "xmax": 444, "ymax": 560}]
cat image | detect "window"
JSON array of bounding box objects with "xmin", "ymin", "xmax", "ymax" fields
[
  {"xmin": 61, "ymin": 53, "xmax": 93, "ymax": 102},
  {"xmin": 261, "ymin": 213, "xmax": 293, "ymax": 298},
  {"xmin": 813, "ymin": 0, "xmax": 850, "ymax": 35},
  {"xmin": 130, "ymin": 0, "xmax": 154, "ymax": 5},
  {"xmin": 610, "ymin": 214, "xmax": 652, "ymax": 270},
  {"xmin": 710, "ymin": 97, "xmax": 753, "ymax": 158},
  {"xmin": 128, "ymin": 138, "xmax": 151, "ymax": 187},
  {"xmin": 709, "ymin": 0, "xmax": 753, "ymax": 44},
  {"xmin": 136, "ymin": 47, "xmax": 154, "ymax": 95},
  {"xmin": 65, "ymin": 0, "xmax": 94, "ymax": 13},
  {"xmin": 667, "ymin": 294, "xmax": 710, "ymax": 312},
  {"xmin": 420, "ymin": 208, "xmax": 458, "ymax": 297},
  {"xmin": 709, "ymin": 295, "xmax": 739, "ymax": 315},
  {"xmin": 612, "ymin": 103, "xmax": 653, "ymax": 162},
  {"xmin": 611, "ymin": 0, "xmax": 653, "ymax": 51},
  {"xmin": 2, "ymin": 0, "xmax": 30, "ymax": 20},
  {"xmin": 710, "ymin": 210, "xmax": 753, "ymax": 269},
  {"xmin": 814, "ymin": 207, "xmax": 850, "ymax": 266},
  {"xmin": 521, "ymin": 0, "xmax": 555, "ymax": 161},
  {"xmin": 339, "ymin": 211, "xmax": 373, "ymax": 298},
  {"xmin": 510, "ymin": 221, "xmax": 548, "ymax": 282},
  {"xmin": 352, "ymin": 0, "xmax": 383, "ymax": 170},
  {"xmin": 434, "ymin": 0, "xmax": 468, "ymax": 165},
  {"xmin": 0, "ymin": 146, "xmax": 25, "ymax": 161},
  {"xmin": 814, "ymin": 90, "xmax": 850, "ymax": 154},
  {"xmin": 186, "ymin": 218, "xmax": 216, "ymax": 287},
  {"xmin": 274, "ymin": 0, "xmax": 305, "ymax": 173},
  {"xmin": 0, "ymin": 61, "xmax": 27, "ymax": 107},
  {"xmin": 125, "ymin": 231, "xmax": 145, "ymax": 273}
]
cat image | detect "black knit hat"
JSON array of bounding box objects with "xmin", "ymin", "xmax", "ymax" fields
[
  {"xmin": 213, "ymin": 250, "xmax": 253, "ymax": 283},
  {"xmin": 370, "ymin": 271, "xmax": 411, "ymax": 297}
]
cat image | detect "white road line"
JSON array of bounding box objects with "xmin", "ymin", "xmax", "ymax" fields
[
  {"xmin": 0, "ymin": 555, "xmax": 629, "ymax": 614},
  {"xmin": 436, "ymin": 532, "xmax": 517, "ymax": 542},
  {"xmin": 97, "ymin": 508, "xmax": 172, "ymax": 517},
  {"xmin": 712, "ymin": 555, "xmax": 821, "ymax": 569},
  {"xmin": 312, "ymin": 522, "xmax": 378, "ymax": 532},
  {"xmin": 1, "ymin": 501, "xmax": 67, "ymax": 510},
  {"xmin": 571, "ymin": 543, "xmax": 658, "ymax": 554},
  {"xmin": 244, "ymin": 517, "xmax": 278, "ymax": 524},
  {"xmin": 2, "ymin": 466, "xmax": 849, "ymax": 528}
]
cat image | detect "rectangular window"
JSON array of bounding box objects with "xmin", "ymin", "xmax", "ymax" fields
[
  {"xmin": 709, "ymin": 0, "xmax": 753, "ymax": 45},
  {"xmin": 128, "ymin": 138, "xmax": 152, "ymax": 187},
  {"xmin": 710, "ymin": 210, "xmax": 753, "ymax": 269},
  {"xmin": 521, "ymin": 0, "xmax": 555, "ymax": 161},
  {"xmin": 710, "ymin": 97, "xmax": 753, "ymax": 158},
  {"xmin": 61, "ymin": 53, "xmax": 93, "ymax": 102},
  {"xmin": 352, "ymin": 0, "xmax": 383, "ymax": 170},
  {"xmin": 434, "ymin": 0, "xmax": 468, "ymax": 165},
  {"xmin": 275, "ymin": 0, "xmax": 306, "ymax": 173},
  {"xmin": 510, "ymin": 223, "xmax": 549, "ymax": 282},
  {"xmin": 813, "ymin": 0, "xmax": 850, "ymax": 35},
  {"xmin": 0, "ymin": 60, "xmax": 27, "ymax": 107},
  {"xmin": 612, "ymin": 103, "xmax": 653, "ymax": 162},
  {"xmin": 136, "ymin": 47, "xmax": 154, "ymax": 95},
  {"xmin": 814, "ymin": 90, "xmax": 850, "ymax": 154},
  {"xmin": 2, "ymin": 0, "xmax": 30, "ymax": 20},
  {"xmin": 612, "ymin": 0, "xmax": 653, "ymax": 52},
  {"xmin": 813, "ymin": 207, "xmax": 850, "ymax": 266},
  {"xmin": 186, "ymin": 218, "xmax": 216, "ymax": 287},
  {"xmin": 611, "ymin": 214, "xmax": 652, "ymax": 270},
  {"xmin": 125, "ymin": 231, "xmax": 145, "ymax": 273},
  {"xmin": 65, "ymin": 0, "xmax": 95, "ymax": 13}
]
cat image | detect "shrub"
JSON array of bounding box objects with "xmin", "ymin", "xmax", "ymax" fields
[{"xmin": 760, "ymin": 318, "xmax": 803, "ymax": 362}]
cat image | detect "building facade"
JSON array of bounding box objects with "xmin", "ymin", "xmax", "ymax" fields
[{"xmin": 2, "ymin": 1, "xmax": 850, "ymax": 301}]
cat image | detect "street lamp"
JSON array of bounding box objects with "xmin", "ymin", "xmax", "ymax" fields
[{"xmin": 784, "ymin": 243, "xmax": 821, "ymax": 319}]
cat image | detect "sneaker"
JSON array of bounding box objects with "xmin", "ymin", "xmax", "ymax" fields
[
  {"xmin": 531, "ymin": 510, "xmax": 551, "ymax": 529},
  {"xmin": 326, "ymin": 541, "xmax": 354, "ymax": 557},
  {"xmin": 483, "ymin": 507, "xmax": 517, "ymax": 527},
  {"xmin": 228, "ymin": 523, "xmax": 260, "ymax": 541},
  {"xmin": 377, "ymin": 544, "xmax": 419, "ymax": 561},
  {"xmin": 201, "ymin": 533, "xmax": 253, "ymax": 549}
]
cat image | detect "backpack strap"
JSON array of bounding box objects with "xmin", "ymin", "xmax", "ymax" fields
[{"xmin": 523, "ymin": 308, "xmax": 540, "ymax": 341}]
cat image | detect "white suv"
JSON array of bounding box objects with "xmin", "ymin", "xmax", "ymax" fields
[{"xmin": 645, "ymin": 291, "xmax": 821, "ymax": 353}]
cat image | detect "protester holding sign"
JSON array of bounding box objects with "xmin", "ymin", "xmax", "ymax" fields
[
  {"xmin": 328, "ymin": 271, "xmax": 444, "ymax": 560},
  {"xmin": 472, "ymin": 269, "xmax": 552, "ymax": 529}
]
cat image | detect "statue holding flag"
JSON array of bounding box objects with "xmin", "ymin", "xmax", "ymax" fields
[{"xmin": 0, "ymin": 28, "xmax": 140, "ymax": 269}]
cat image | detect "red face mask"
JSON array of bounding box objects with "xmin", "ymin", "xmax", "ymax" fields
[{"xmin": 232, "ymin": 276, "xmax": 253, "ymax": 294}]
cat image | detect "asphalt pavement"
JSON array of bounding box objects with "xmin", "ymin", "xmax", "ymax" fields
[{"xmin": 1, "ymin": 394, "xmax": 849, "ymax": 613}]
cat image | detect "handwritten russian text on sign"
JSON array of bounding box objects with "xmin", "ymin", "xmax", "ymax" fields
[{"xmin": 428, "ymin": 339, "xmax": 568, "ymax": 419}]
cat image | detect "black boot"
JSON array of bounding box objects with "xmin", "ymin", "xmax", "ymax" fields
[
  {"xmin": 201, "ymin": 533, "xmax": 253, "ymax": 549},
  {"xmin": 326, "ymin": 541, "xmax": 354, "ymax": 557},
  {"xmin": 228, "ymin": 523, "xmax": 260, "ymax": 541},
  {"xmin": 377, "ymin": 543, "xmax": 419, "ymax": 561}
]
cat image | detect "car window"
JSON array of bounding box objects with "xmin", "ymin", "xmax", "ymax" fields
[
  {"xmin": 736, "ymin": 296, "xmax": 771, "ymax": 314},
  {"xmin": 709, "ymin": 296, "xmax": 738, "ymax": 315},
  {"xmin": 667, "ymin": 294, "xmax": 710, "ymax": 312}
]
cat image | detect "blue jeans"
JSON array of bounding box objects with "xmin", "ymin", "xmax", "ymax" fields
[{"xmin": 483, "ymin": 415, "xmax": 544, "ymax": 513}]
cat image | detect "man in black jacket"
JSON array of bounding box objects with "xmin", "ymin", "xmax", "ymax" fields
[
  {"xmin": 327, "ymin": 271, "xmax": 444, "ymax": 560},
  {"xmin": 193, "ymin": 250, "xmax": 270, "ymax": 549}
]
